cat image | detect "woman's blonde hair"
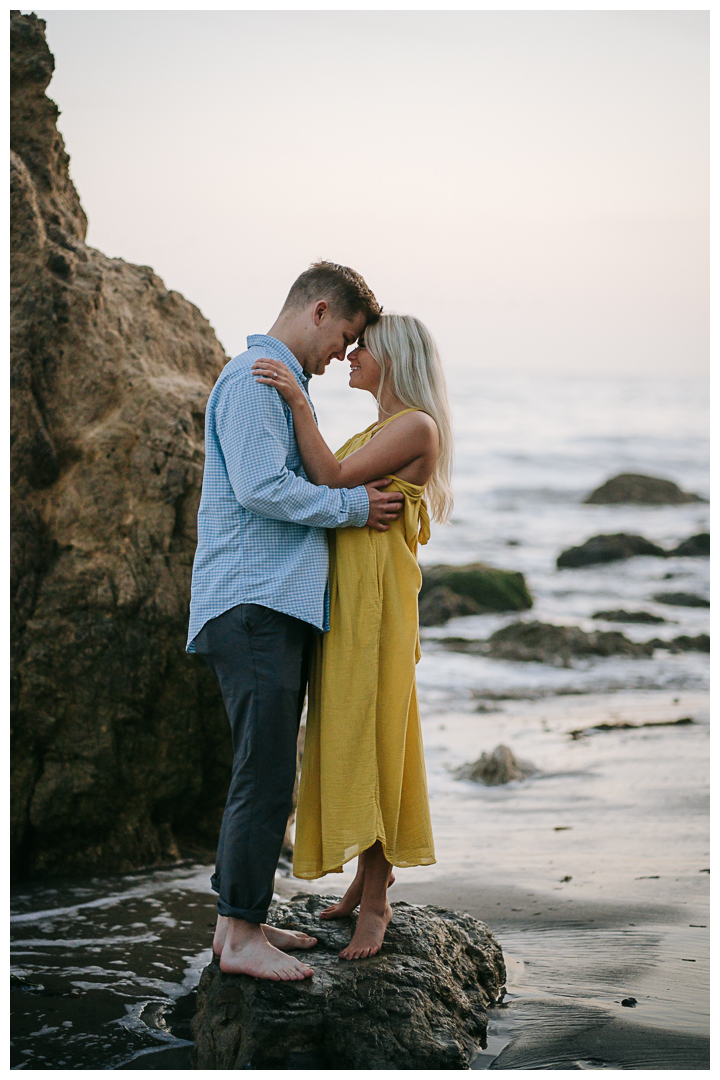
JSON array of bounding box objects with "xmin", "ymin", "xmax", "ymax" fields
[{"xmin": 364, "ymin": 313, "xmax": 453, "ymax": 524}]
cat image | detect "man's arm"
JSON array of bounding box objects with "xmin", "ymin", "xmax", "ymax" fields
[{"xmin": 215, "ymin": 374, "xmax": 396, "ymax": 529}]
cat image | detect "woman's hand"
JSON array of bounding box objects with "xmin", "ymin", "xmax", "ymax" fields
[{"xmin": 252, "ymin": 358, "xmax": 306, "ymax": 408}]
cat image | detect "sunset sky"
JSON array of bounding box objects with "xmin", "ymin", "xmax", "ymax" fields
[{"xmin": 31, "ymin": 9, "xmax": 708, "ymax": 377}]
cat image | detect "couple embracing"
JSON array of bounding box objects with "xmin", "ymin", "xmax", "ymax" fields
[{"xmin": 187, "ymin": 262, "xmax": 453, "ymax": 981}]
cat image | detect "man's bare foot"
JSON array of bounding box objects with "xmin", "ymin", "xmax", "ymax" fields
[
  {"xmin": 262, "ymin": 925, "xmax": 317, "ymax": 952},
  {"xmin": 339, "ymin": 903, "xmax": 393, "ymax": 960},
  {"xmin": 220, "ymin": 922, "xmax": 314, "ymax": 981},
  {"xmin": 320, "ymin": 872, "xmax": 395, "ymax": 920},
  {"xmin": 213, "ymin": 913, "xmax": 229, "ymax": 957},
  {"xmin": 213, "ymin": 915, "xmax": 316, "ymax": 958}
]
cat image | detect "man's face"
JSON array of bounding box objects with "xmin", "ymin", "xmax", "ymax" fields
[{"xmin": 303, "ymin": 303, "xmax": 367, "ymax": 376}]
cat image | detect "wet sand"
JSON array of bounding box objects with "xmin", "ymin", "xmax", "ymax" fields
[{"xmin": 276, "ymin": 686, "xmax": 710, "ymax": 1070}]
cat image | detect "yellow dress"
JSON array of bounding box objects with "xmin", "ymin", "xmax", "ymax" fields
[{"xmin": 293, "ymin": 408, "xmax": 436, "ymax": 879}]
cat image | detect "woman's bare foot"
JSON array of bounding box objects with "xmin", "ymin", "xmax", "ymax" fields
[
  {"xmin": 213, "ymin": 914, "xmax": 316, "ymax": 956},
  {"xmin": 219, "ymin": 918, "xmax": 314, "ymax": 981},
  {"xmin": 339, "ymin": 903, "xmax": 393, "ymax": 960},
  {"xmin": 320, "ymin": 869, "xmax": 365, "ymax": 919},
  {"xmin": 337, "ymin": 840, "xmax": 394, "ymax": 959},
  {"xmin": 320, "ymin": 871, "xmax": 395, "ymax": 920}
]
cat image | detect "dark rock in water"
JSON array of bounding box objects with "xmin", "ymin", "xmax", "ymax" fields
[
  {"xmin": 11, "ymin": 13, "xmax": 231, "ymax": 875},
  {"xmin": 419, "ymin": 563, "xmax": 533, "ymax": 623},
  {"xmin": 584, "ymin": 473, "xmax": 705, "ymax": 505},
  {"xmin": 592, "ymin": 609, "xmax": 668, "ymax": 624},
  {"xmin": 646, "ymin": 635, "xmax": 710, "ymax": 654},
  {"xmin": 670, "ymin": 532, "xmax": 710, "ymax": 557},
  {"xmin": 557, "ymin": 533, "xmax": 666, "ymax": 568},
  {"xmin": 419, "ymin": 586, "xmax": 480, "ymax": 627},
  {"xmin": 621, "ymin": 997, "xmax": 638, "ymax": 1008},
  {"xmin": 455, "ymin": 744, "xmax": 536, "ymax": 785},
  {"xmin": 653, "ymin": 592, "xmax": 710, "ymax": 608},
  {"xmin": 478, "ymin": 621, "xmax": 655, "ymax": 666},
  {"xmin": 191, "ymin": 894, "xmax": 506, "ymax": 1070}
]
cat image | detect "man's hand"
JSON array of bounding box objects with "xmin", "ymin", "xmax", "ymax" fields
[{"xmin": 365, "ymin": 479, "xmax": 404, "ymax": 532}]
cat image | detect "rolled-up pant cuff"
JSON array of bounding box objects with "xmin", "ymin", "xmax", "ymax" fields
[
  {"xmin": 211, "ymin": 877, "xmax": 268, "ymax": 923},
  {"xmin": 216, "ymin": 896, "xmax": 268, "ymax": 923}
]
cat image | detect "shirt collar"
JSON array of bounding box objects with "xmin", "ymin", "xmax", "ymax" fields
[{"xmin": 247, "ymin": 334, "xmax": 310, "ymax": 385}]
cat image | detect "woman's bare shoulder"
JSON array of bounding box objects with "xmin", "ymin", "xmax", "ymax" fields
[{"xmin": 381, "ymin": 410, "xmax": 438, "ymax": 437}]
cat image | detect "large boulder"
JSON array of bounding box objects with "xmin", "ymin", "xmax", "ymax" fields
[
  {"xmin": 584, "ymin": 473, "xmax": 705, "ymax": 505},
  {"xmin": 557, "ymin": 533, "xmax": 666, "ymax": 568},
  {"xmin": 419, "ymin": 563, "xmax": 532, "ymax": 626},
  {"xmin": 11, "ymin": 12, "xmax": 231, "ymax": 875},
  {"xmin": 191, "ymin": 894, "xmax": 506, "ymax": 1070}
]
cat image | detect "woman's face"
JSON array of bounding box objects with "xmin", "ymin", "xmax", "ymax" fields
[{"xmin": 347, "ymin": 339, "xmax": 382, "ymax": 396}]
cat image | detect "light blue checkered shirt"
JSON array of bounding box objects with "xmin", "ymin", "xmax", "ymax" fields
[{"xmin": 186, "ymin": 335, "xmax": 370, "ymax": 649}]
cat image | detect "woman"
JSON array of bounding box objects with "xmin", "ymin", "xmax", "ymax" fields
[{"xmin": 252, "ymin": 313, "xmax": 452, "ymax": 960}]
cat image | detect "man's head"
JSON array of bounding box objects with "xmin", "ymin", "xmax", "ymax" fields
[{"xmin": 272, "ymin": 261, "xmax": 382, "ymax": 376}]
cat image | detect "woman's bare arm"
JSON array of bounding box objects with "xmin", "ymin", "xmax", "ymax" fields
[{"xmin": 252, "ymin": 358, "xmax": 437, "ymax": 487}]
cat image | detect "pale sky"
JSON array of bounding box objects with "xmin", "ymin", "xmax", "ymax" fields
[{"xmin": 30, "ymin": 9, "xmax": 709, "ymax": 375}]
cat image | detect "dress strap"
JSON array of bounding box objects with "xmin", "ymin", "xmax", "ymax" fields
[{"xmin": 371, "ymin": 407, "xmax": 422, "ymax": 435}]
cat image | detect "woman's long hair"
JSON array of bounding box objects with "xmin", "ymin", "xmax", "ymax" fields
[{"xmin": 364, "ymin": 313, "xmax": 454, "ymax": 524}]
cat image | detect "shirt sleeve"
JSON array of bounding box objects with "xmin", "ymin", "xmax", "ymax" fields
[{"xmin": 214, "ymin": 372, "xmax": 370, "ymax": 528}]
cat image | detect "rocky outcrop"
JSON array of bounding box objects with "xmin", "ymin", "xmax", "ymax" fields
[
  {"xmin": 11, "ymin": 12, "xmax": 231, "ymax": 874},
  {"xmin": 652, "ymin": 592, "xmax": 710, "ymax": 608},
  {"xmin": 670, "ymin": 532, "xmax": 710, "ymax": 557},
  {"xmin": 584, "ymin": 473, "xmax": 705, "ymax": 505},
  {"xmin": 191, "ymin": 894, "xmax": 506, "ymax": 1070},
  {"xmin": 441, "ymin": 622, "xmax": 709, "ymax": 664},
  {"xmin": 441, "ymin": 621, "xmax": 655, "ymax": 666},
  {"xmin": 557, "ymin": 533, "xmax": 666, "ymax": 568},
  {"xmin": 419, "ymin": 563, "xmax": 532, "ymax": 626},
  {"xmin": 592, "ymin": 610, "xmax": 668, "ymax": 624},
  {"xmin": 418, "ymin": 586, "xmax": 481, "ymax": 626},
  {"xmin": 455, "ymin": 744, "xmax": 536, "ymax": 785},
  {"xmin": 647, "ymin": 634, "xmax": 710, "ymax": 653}
]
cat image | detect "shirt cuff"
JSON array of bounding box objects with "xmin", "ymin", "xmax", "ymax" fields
[{"xmin": 347, "ymin": 485, "xmax": 370, "ymax": 527}]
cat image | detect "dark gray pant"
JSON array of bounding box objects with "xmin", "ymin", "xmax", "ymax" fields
[{"xmin": 193, "ymin": 603, "xmax": 313, "ymax": 922}]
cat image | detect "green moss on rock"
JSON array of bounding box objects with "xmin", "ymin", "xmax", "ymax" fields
[{"xmin": 420, "ymin": 563, "xmax": 533, "ymax": 614}]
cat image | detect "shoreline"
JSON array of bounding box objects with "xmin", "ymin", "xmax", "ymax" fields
[
  {"xmin": 11, "ymin": 686, "xmax": 709, "ymax": 1070},
  {"xmin": 273, "ymin": 869, "xmax": 709, "ymax": 1070}
]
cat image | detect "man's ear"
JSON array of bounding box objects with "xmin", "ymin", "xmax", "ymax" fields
[{"xmin": 312, "ymin": 300, "xmax": 329, "ymax": 326}]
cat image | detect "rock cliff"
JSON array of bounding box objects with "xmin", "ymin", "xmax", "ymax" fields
[{"xmin": 11, "ymin": 11, "xmax": 231, "ymax": 874}]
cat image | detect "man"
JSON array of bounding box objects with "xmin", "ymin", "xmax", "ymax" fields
[{"xmin": 187, "ymin": 262, "xmax": 403, "ymax": 981}]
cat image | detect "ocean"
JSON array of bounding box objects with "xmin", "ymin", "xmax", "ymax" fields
[{"xmin": 11, "ymin": 371, "xmax": 709, "ymax": 1069}]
